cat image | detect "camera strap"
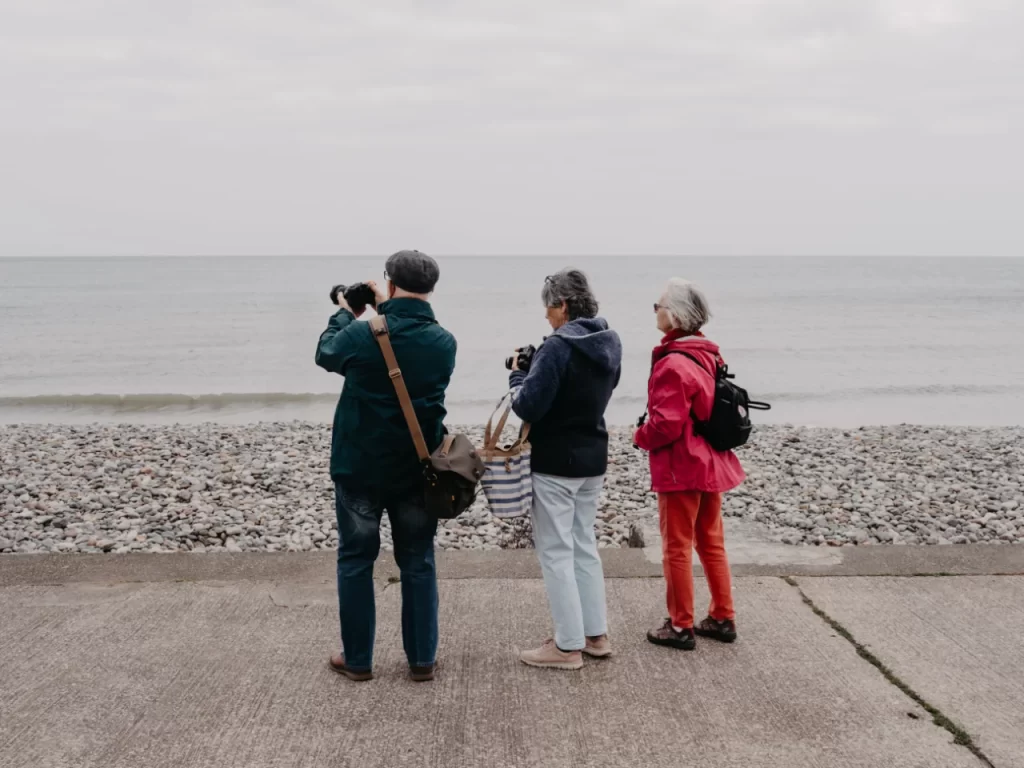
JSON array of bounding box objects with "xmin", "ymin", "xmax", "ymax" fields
[{"xmin": 369, "ymin": 315, "xmax": 431, "ymax": 462}]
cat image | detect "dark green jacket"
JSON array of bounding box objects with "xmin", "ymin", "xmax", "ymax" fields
[{"xmin": 315, "ymin": 298, "xmax": 456, "ymax": 491}]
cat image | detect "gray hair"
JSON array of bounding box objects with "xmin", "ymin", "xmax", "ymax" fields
[
  {"xmin": 662, "ymin": 278, "xmax": 711, "ymax": 333},
  {"xmin": 541, "ymin": 269, "xmax": 599, "ymax": 320}
]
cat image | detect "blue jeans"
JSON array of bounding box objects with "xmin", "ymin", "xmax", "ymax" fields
[
  {"xmin": 334, "ymin": 481, "xmax": 439, "ymax": 672},
  {"xmin": 530, "ymin": 473, "xmax": 608, "ymax": 651}
]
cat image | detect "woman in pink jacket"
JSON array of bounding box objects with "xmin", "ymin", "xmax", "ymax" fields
[{"xmin": 634, "ymin": 279, "xmax": 745, "ymax": 651}]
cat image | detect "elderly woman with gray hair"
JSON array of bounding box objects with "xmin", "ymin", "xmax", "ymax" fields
[
  {"xmin": 508, "ymin": 269, "xmax": 622, "ymax": 670},
  {"xmin": 634, "ymin": 279, "xmax": 745, "ymax": 651}
]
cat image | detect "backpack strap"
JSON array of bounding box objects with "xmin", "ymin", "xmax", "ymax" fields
[
  {"xmin": 368, "ymin": 315, "xmax": 430, "ymax": 462},
  {"xmin": 637, "ymin": 350, "xmax": 717, "ymax": 427},
  {"xmin": 668, "ymin": 351, "xmax": 770, "ymax": 410},
  {"xmin": 663, "ymin": 350, "xmax": 717, "ymax": 379}
]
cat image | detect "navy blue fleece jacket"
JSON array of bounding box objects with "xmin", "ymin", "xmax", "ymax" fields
[{"xmin": 508, "ymin": 317, "xmax": 622, "ymax": 477}]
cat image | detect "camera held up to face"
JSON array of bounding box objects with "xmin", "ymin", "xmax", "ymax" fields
[{"xmin": 330, "ymin": 283, "xmax": 378, "ymax": 315}]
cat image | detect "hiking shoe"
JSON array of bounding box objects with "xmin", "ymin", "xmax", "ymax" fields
[
  {"xmin": 646, "ymin": 620, "xmax": 696, "ymax": 651},
  {"xmin": 520, "ymin": 640, "xmax": 584, "ymax": 670},
  {"xmin": 695, "ymin": 616, "xmax": 738, "ymax": 644},
  {"xmin": 410, "ymin": 664, "xmax": 435, "ymax": 682},
  {"xmin": 328, "ymin": 653, "xmax": 373, "ymax": 682},
  {"xmin": 583, "ymin": 635, "xmax": 613, "ymax": 659}
]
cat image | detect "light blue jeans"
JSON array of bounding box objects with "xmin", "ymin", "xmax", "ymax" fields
[{"xmin": 531, "ymin": 473, "xmax": 608, "ymax": 651}]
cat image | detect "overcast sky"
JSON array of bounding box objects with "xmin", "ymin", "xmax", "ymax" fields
[{"xmin": 1, "ymin": 0, "xmax": 1021, "ymax": 257}]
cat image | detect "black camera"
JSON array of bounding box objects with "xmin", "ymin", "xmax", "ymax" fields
[
  {"xmin": 330, "ymin": 283, "xmax": 378, "ymax": 314},
  {"xmin": 633, "ymin": 412, "xmax": 647, "ymax": 449},
  {"xmin": 505, "ymin": 344, "xmax": 537, "ymax": 373}
]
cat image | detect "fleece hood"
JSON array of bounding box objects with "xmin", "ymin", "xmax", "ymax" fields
[{"xmin": 549, "ymin": 317, "xmax": 623, "ymax": 372}]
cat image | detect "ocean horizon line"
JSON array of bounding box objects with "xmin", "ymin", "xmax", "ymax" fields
[{"xmin": 2, "ymin": 253, "xmax": 1019, "ymax": 260}]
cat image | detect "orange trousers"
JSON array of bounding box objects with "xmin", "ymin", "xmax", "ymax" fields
[{"xmin": 658, "ymin": 491, "xmax": 735, "ymax": 630}]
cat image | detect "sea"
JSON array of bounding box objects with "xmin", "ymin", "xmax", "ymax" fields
[{"xmin": 1, "ymin": 256, "xmax": 1022, "ymax": 428}]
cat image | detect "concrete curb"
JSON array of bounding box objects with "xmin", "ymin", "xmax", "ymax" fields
[{"xmin": 2, "ymin": 543, "xmax": 1023, "ymax": 587}]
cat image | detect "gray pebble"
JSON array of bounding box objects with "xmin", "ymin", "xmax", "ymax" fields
[{"xmin": 1, "ymin": 423, "xmax": 1021, "ymax": 554}]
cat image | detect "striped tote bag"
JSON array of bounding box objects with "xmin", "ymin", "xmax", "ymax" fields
[{"xmin": 479, "ymin": 393, "xmax": 532, "ymax": 519}]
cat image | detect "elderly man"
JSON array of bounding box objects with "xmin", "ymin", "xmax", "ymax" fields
[{"xmin": 315, "ymin": 250, "xmax": 455, "ymax": 683}]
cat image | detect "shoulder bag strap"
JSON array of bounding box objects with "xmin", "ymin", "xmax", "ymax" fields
[{"xmin": 369, "ymin": 315, "xmax": 430, "ymax": 461}]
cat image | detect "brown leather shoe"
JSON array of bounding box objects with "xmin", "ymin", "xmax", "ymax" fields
[
  {"xmin": 328, "ymin": 653, "xmax": 373, "ymax": 682},
  {"xmin": 695, "ymin": 616, "xmax": 738, "ymax": 643},
  {"xmin": 646, "ymin": 619, "xmax": 696, "ymax": 651},
  {"xmin": 409, "ymin": 664, "xmax": 436, "ymax": 682}
]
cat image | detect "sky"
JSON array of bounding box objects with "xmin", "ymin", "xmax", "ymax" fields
[{"xmin": 1, "ymin": 0, "xmax": 1021, "ymax": 257}]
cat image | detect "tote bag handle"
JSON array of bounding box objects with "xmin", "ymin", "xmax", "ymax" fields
[{"xmin": 483, "ymin": 391, "xmax": 531, "ymax": 455}]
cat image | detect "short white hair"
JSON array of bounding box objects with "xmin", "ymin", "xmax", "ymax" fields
[{"xmin": 661, "ymin": 278, "xmax": 711, "ymax": 333}]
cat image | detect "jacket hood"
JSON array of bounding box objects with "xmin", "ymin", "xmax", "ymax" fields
[
  {"xmin": 550, "ymin": 317, "xmax": 622, "ymax": 372},
  {"xmin": 654, "ymin": 334, "xmax": 722, "ymax": 375}
]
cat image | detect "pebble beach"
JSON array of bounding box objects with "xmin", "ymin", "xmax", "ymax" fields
[{"xmin": 1, "ymin": 423, "xmax": 1022, "ymax": 555}]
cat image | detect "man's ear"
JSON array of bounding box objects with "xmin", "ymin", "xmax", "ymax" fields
[{"xmin": 387, "ymin": 281, "xmax": 397, "ymax": 299}]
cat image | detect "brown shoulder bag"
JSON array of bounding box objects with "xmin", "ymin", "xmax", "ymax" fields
[{"xmin": 369, "ymin": 315, "xmax": 485, "ymax": 519}]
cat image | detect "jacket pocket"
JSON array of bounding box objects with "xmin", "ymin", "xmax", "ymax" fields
[{"xmin": 650, "ymin": 448, "xmax": 676, "ymax": 488}]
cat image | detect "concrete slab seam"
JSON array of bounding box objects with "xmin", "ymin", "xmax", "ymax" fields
[
  {"xmin": 781, "ymin": 576, "xmax": 997, "ymax": 768},
  {"xmin": 791, "ymin": 571, "xmax": 1024, "ymax": 580}
]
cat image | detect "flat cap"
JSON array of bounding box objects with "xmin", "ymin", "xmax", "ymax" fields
[{"xmin": 385, "ymin": 250, "xmax": 440, "ymax": 294}]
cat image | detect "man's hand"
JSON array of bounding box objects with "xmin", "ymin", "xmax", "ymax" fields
[
  {"xmin": 367, "ymin": 280, "xmax": 388, "ymax": 306},
  {"xmin": 335, "ymin": 293, "xmax": 362, "ymax": 318},
  {"xmin": 510, "ymin": 351, "xmax": 521, "ymax": 372}
]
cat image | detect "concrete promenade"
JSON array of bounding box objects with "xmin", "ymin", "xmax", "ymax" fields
[{"xmin": 1, "ymin": 544, "xmax": 1022, "ymax": 768}]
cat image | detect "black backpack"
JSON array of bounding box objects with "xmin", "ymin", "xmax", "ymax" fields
[{"xmin": 638, "ymin": 352, "xmax": 771, "ymax": 452}]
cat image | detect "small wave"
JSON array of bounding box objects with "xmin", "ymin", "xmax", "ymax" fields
[
  {"xmin": 0, "ymin": 392, "xmax": 522, "ymax": 411},
  {"xmin": 603, "ymin": 383, "xmax": 1024, "ymax": 407},
  {"xmin": 0, "ymin": 393, "xmax": 340, "ymax": 411},
  {"xmin": 760, "ymin": 383, "xmax": 1024, "ymax": 402},
  {"xmin": 0, "ymin": 382, "xmax": 1020, "ymax": 413}
]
